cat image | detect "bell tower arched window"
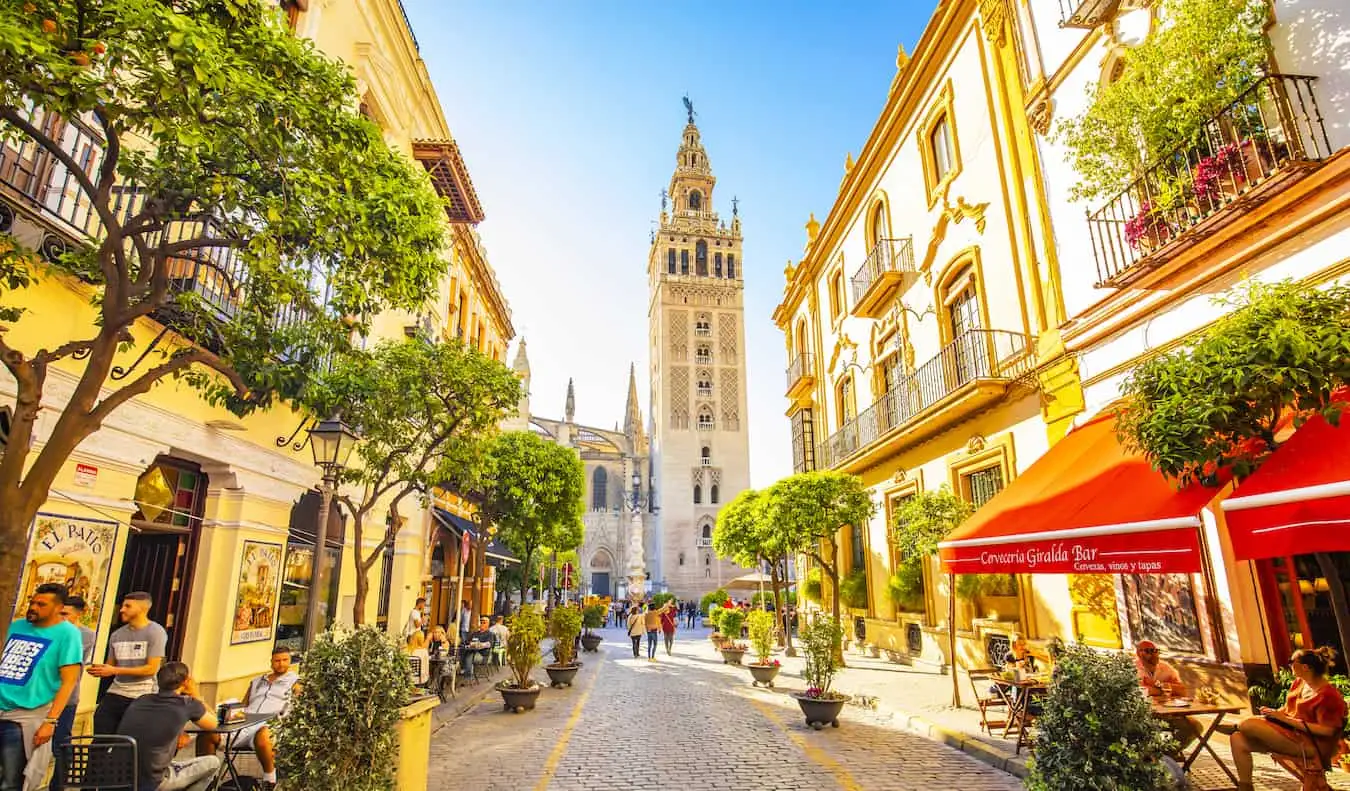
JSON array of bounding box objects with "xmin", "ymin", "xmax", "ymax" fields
[
  {"xmin": 667, "ymin": 249, "xmax": 676, "ymax": 275},
  {"xmin": 694, "ymin": 484, "xmax": 702, "ymax": 504},
  {"xmin": 689, "ymin": 190, "xmax": 702, "ymax": 211},
  {"xmin": 680, "ymin": 250, "xmax": 689, "ymax": 275},
  {"xmin": 702, "ymin": 522, "xmax": 712, "ymax": 540},
  {"xmin": 591, "ymin": 467, "xmax": 608, "ymax": 511},
  {"xmin": 714, "ymin": 253, "xmax": 723, "ymax": 277},
  {"xmin": 710, "ymin": 485, "xmax": 720, "ymax": 504},
  {"xmin": 727, "ymin": 254, "xmax": 736, "ymax": 279},
  {"xmin": 701, "ymin": 446, "xmax": 712, "ymax": 466},
  {"xmin": 695, "ymin": 241, "xmax": 708, "ymax": 276},
  {"xmin": 697, "ymin": 407, "xmax": 715, "ymax": 431}
]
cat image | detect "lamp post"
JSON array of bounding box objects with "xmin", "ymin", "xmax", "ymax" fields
[{"xmin": 302, "ymin": 415, "xmax": 360, "ymax": 651}]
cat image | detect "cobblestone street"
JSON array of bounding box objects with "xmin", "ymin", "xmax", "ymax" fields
[{"xmin": 428, "ymin": 626, "xmax": 1023, "ymax": 791}]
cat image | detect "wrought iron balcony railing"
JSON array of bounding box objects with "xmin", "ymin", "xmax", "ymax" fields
[
  {"xmin": 785, "ymin": 352, "xmax": 815, "ymax": 394},
  {"xmin": 850, "ymin": 237, "xmax": 915, "ymax": 309},
  {"xmin": 816, "ymin": 329, "xmax": 1032, "ymax": 469},
  {"xmin": 1087, "ymin": 74, "xmax": 1332, "ymax": 288},
  {"xmin": 1058, "ymin": 0, "xmax": 1121, "ymax": 28}
]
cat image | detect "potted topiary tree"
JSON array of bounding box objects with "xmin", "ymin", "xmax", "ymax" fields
[
  {"xmin": 1027, "ymin": 642, "xmax": 1174, "ymax": 790},
  {"xmin": 745, "ymin": 609, "xmax": 780, "ymax": 687},
  {"xmin": 708, "ymin": 607, "xmax": 726, "ymax": 647},
  {"xmin": 497, "ymin": 606, "xmax": 546, "ymax": 712},
  {"xmin": 276, "ymin": 627, "xmax": 413, "ymax": 789},
  {"xmin": 545, "ymin": 605, "xmax": 583, "ymax": 688},
  {"xmin": 791, "ymin": 615, "xmax": 849, "ymax": 729},
  {"xmin": 718, "ymin": 609, "xmax": 748, "ymax": 665},
  {"xmin": 580, "ymin": 604, "xmax": 605, "ymax": 653}
]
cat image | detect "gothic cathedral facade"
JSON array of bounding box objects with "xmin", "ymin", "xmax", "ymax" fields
[{"xmin": 649, "ymin": 111, "xmax": 751, "ymax": 599}]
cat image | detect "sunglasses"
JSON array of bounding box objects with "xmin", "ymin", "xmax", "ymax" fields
[{"xmin": 1140, "ymin": 648, "xmax": 1159, "ymax": 655}]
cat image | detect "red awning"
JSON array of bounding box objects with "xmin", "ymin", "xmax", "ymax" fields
[
  {"xmin": 1221, "ymin": 405, "xmax": 1350, "ymax": 561},
  {"xmin": 938, "ymin": 409, "xmax": 1218, "ymax": 575}
]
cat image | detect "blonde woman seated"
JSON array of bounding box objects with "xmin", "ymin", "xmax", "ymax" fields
[
  {"xmin": 428, "ymin": 625, "xmax": 450, "ymax": 657},
  {"xmin": 405, "ymin": 630, "xmax": 430, "ymax": 685},
  {"xmin": 1231, "ymin": 647, "xmax": 1347, "ymax": 791}
]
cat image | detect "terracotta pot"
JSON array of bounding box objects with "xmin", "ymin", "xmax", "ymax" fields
[
  {"xmin": 545, "ymin": 663, "xmax": 581, "ymax": 688},
  {"xmin": 720, "ymin": 647, "xmax": 746, "ymax": 665},
  {"xmin": 747, "ymin": 663, "xmax": 780, "ymax": 688},
  {"xmin": 496, "ymin": 682, "xmax": 542, "ymax": 713},
  {"xmin": 791, "ymin": 692, "xmax": 847, "ymax": 730}
]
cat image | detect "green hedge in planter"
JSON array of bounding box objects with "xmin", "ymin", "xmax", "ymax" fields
[
  {"xmin": 803, "ymin": 568, "xmax": 823, "ymax": 604},
  {"xmin": 840, "ymin": 569, "xmax": 868, "ymax": 609},
  {"xmin": 887, "ymin": 563, "xmax": 924, "ymax": 612},
  {"xmin": 700, "ymin": 588, "xmax": 729, "ymax": 613},
  {"xmin": 719, "ymin": 609, "xmax": 746, "ymax": 643},
  {"xmin": 548, "ymin": 605, "xmax": 582, "ymax": 666},
  {"xmin": 1027, "ymin": 642, "xmax": 1173, "ymax": 790},
  {"xmin": 746, "ymin": 610, "xmax": 776, "ymax": 664}
]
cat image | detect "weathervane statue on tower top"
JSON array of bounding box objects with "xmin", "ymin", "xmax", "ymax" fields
[{"xmin": 682, "ymin": 94, "xmax": 696, "ymax": 124}]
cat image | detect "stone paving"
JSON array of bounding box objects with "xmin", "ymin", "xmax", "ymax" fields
[{"xmin": 428, "ymin": 626, "xmax": 1023, "ymax": 791}]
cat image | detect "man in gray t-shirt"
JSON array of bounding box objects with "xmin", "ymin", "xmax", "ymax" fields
[{"xmin": 89, "ymin": 592, "xmax": 168, "ymax": 734}]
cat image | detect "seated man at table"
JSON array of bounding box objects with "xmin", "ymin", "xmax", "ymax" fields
[
  {"xmin": 461, "ymin": 616, "xmax": 494, "ymax": 678},
  {"xmin": 1135, "ymin": 640, "xmax": 1201, "ymax": 750},
  {"xmin": 118, "ymin": 662, "xmax": 220, "ymax": 791},
  {"xmin": 196, "ymin": 646, "xmax": 298, "ymax": 790}
]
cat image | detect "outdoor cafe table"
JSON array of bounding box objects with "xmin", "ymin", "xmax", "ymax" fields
[
  {"xmin": 1152, "ymin": 701, "xmax": 1244, "ymax": 784},
  {"xmin": 994, "ymin": 677, "xmax": 1049, "ymax": 754},
  {"xmin": 186, "ymin": 711, "xmax": 276, "ymax": 790}
]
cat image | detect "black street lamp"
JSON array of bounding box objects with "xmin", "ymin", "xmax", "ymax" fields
[{"xmin": 302, "ymin": 415, "xmax": 360, "ymax": 650}]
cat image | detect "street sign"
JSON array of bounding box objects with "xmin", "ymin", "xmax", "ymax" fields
[{"xmin": 460, "ymin": 529, "xmax": 471, "ymax": 565}]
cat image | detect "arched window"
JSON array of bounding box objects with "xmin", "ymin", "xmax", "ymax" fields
[
  {"xmin": 694, "ymin": 316, "xmax": 712, "ymax": 336},
  {"xmin": 701, "ymin": 446, "xmax": 712, "ymax": 466},
  {"xmin": 714, "ymin": 253, "xmax": 723, "ymax": 277},
  {"xmin": 694, "ymin": 484, "xmax": 702, "ymax": 504},
  {"xmin": 680, "ymin": 250, "xmax": 689, "ymax": 275},
  {"xmin": 710, "ymin": 485, "xmax": 720, "ymax": 504},
  {"xmin": 794, "ymin": 319, "xmax": 808, "ymax": 359},
  {"xmin": 667, "ymin": 248, "xmax": 676, "ymax": 274},
  {"xmin": 931, "ymin": 117, "xmax": 954, "ymax": 182},
  {"xmin": 689, "ymin": 190, "xmax": 702, "ymax": 211},
  {"xmin": 696, "ymin": 345, "xmax": 712, "ymax": 365},
  {"xmin": 836, "ymin": 375, "xmax": 856, "ymax": 427},
  {"xmin": 727, "ymin": 254, "xmax": 736, "ymax": 279},
  {"xmin": 697, "ymin": 377, "xmax": 712, "ymax": 397},
  {"xmin": 695, "ymin": 241, "xmax": 708, "ymax": 276},
  {"xmin": 869, "ymin": 201, "xmax": 889, "ymax": 249},
  {"xmin": 702, "ymin": 523, "xmax": 712, "ymax": 539},
  {"xmin": 829, "ymin": 271, "xmax": 846, "ymax": 319},
  {"xmin": 942, "ymin": 265, "xmax": 982, "ymax": 385},
  {"xmin": 591, "ymin": 467, "xmax": 608, "ymax": 511},
  {"xmin": 697, "ymin": 407, "xmax": 715, "ymax": 431}
]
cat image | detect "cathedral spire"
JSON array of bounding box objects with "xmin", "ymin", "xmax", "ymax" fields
[
  {"xmin": 511, "ymin": 338, "xmax": 530, "ymax": 380},
  {"xmin": 565, "ymin": 378, "xmax": 575, "ymax": 423},
  {"xmin": 624, "ymin": 363, "xmax": 642, "ymax": 438},
  {"xmin": 667, "ymin": 98, "xmax": 716, "ymax": 217}
]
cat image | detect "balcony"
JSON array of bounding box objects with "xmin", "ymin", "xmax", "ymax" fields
[
  {"xmin": 1057, "ymin": 0, "xmax": 1121, "ymax": 28},
  {"xmin": 816, "ymin": 329, "xmax": 1033, "ymax": 471},
  {"xmin": 850, "ymin": 237, "xmax": 915, "ymax": 319},
  {"xmin": 1087, "ymin": 74, "xmax": 1332, "ymax": 289},
  {"xmin": 785, "ymin": 352, "xmax": 816, "ymax": 401},
  {"xmin": 696, "ymin": 537, "xmax": 713, "ymax": 548}
]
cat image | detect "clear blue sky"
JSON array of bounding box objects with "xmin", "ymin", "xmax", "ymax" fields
[{"xmin": 406, "ymin": 0, "xmax": 939, "ymax": 487}]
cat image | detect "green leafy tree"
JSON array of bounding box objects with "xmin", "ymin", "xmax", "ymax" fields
[
  {"xmin": 892, "ymin": 486, "xmax": 974, "ymax": 613},
  {"xmin": 504, "ymin": 605, "xmax": 545, "ymax": 690},
  {"xmin": 719, "ymin": 608, "xmax": 746, "ymax": 647},
  {"xmin": 700, "ymin": 588, "xmax": 729, "ymax": 614},
  {"xmin": 275, "ymin": 627, "xmax": 413, "ymax": 791},
  {"xmin": 547, "ymin": 604, "xmax": 582, "ymax": 667},
  {"xmin": 0, "ymin": 0, "xmax": 450, "ymax": 620},
  {"xmin": 443, "ymin": 431, "xmax": 585, "ymax": 616},
  {"xmin": 746, "ymin": 609, "xmax": 776, "ymax": 665},
  {"xmin": 1055, "ymin": 0, "xmax": 1269, "ymax": 201},
  {"xmin": 1027, "ymin": 642, "xmax": 1173, "ymax": 791},
  {"xmin": 581, "ymin": 604, "xmax": 605, "ymax": 635},
  {"xmin": 839, "ymin": 569, "xmax": 868, "ymax": 610},
  {"xmin": 763, "ymin": 471, "xmax": 876, "ymax": 628},
  {"xmin": 308, "ymin": 339, "xmax": 521, "ymax": 625},
  {"xmin": 799, "ymin": 615, "xmax": 844, "ymax": 699},
  {"xmin": 649, "ymin": 592, "xmax": 675, "ymax": 610}
]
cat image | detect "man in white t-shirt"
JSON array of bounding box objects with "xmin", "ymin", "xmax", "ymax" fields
[
  {"xmin": 403, "ymin": 598, "xmax": 426, "ymax": 639},
  {"xmin": 488, "ymin": 615, "xmax": 509, "ymax": 647},
  {"xmin": 196, "ymin": 647, "xmax": 299, "ymax": 789}
]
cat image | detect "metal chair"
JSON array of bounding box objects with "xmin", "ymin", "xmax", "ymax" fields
[
  {"xmin": 965, "ymin": 668, "xmax": 1010, "ymax": 734},
  {"xmin": 408, "ymin": 655, "xmax": 423, "ymax": 686},
  {"xmin": 55, "ymin": 734, "xmax": 139, "ymax": 791}
]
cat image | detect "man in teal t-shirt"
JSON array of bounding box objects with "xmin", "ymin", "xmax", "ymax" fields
[{"xmin": 0, "ymin": 583, "xmax": 84, "ymax": 791}]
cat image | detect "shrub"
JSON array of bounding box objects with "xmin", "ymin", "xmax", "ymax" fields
[
  {"xmin": 751, "ymin": 590, "xmax": 796, "ymax": 609},
  {"xmin": 800, "ymin": 615, "xmax": 844, "ymax": 699},
  {"xmin": 276, "ymin": 627, "xmax": 411, "ymax": 791},
  {"xmin": 581, "ymin": 604, "xmax": 605, "ymax": 633},
  {"xmin": 887, "ymin": 563, "xmax": 924, "ymax": 612},
  {"xmin": 708, "ymin": 607, "xmax": 725, "ymax": 634},
  {"xmin": 954, "ymin": 574, "xmax": 984, "ymax": 601},
  {"xmin": 840, "ymin": 569, "xmax": 868, "ymax": 609},
  {"xmin": 1027, "ymin": 642, "xmax": 1173, "ymax": 791},
  {"xmin": 746, "ymin": 610, "xmax": 776, "ymax": 664},
  {"xmin": 719, "ymin": 609, "xmax": 746, "ymax": 645},
  {"xmin": 548, "ymin": 605, "xmax": 582, "ymax": 666},
  {"xmin": 650, "ymin": 592, "xmax": 675, "ymax": 610},
  {"xmin": 803, "ymin": 568, "xmax": 823, "ymax": 603},
  {"xmin": 505, "ymin": 606, "xmax": 546, "ymax": 690},
  {"xmin": 700, "ymin": 588, "xmax": 729, "ymax": 613}
]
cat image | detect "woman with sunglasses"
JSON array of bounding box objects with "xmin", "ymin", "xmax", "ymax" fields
[{"xmin": 1231, "ymin": 646, "xmax": 1346, "ymax": 791}]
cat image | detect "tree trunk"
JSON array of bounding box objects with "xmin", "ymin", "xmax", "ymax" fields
[
  {"xmin": 0, "ymin": 511, "xmax": 30, "ymax": 630},
  {"xmin": 518, "ymin": 548, "xmax": 535, "ymax": 614},
  {"xmin": 1315, "ymin": 553, "xmax": 1350, "ymax": 665},
  {"xmin": 780, "ymin": 554, "xmax": 796, "ymax": 657},
  {"xmin": 352, "ymin": 557, "xmax": 369, "ymax": 628}
]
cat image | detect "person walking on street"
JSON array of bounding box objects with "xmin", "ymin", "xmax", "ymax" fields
[
  {"xmin": 0, "ymin": 583, "xmax": 83, "ymax": 791},
  {"xmin": 644, "ymin": 603, "xmax": 662, "ymax": 661},
  {"xmin": 48, "ymin": 596, "xmax": 95, "ymax": 791},
  {"xmin": 686, "ymin": 602, "xmax": 696, "ymax": 629},
  {"xmin": 660, "ymin": 602, "xmax": 678, "ymax": 656},
  {"xmin": 626, "ymin": 605, "xmax": 645, "ymax": 658},
  {"xmin": 89, "ymin": 591, "xmax": 168, "ymax": 734}
]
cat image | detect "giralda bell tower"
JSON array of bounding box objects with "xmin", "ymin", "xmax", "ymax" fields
[{"xmin": 648, "ymin": 99, "xmax": 750, "ymax": 599}]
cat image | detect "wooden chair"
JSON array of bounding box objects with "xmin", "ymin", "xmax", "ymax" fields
[
  {"xmin": 55, "ymin": 735, "xmax": 139, "ymax": 791},
  {"xmin": 966, "ymin": 668, "xmax": 1009, "ymax": 734}
]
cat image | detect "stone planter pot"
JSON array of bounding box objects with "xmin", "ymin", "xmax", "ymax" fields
[
  {"xmin": 720, "ymin": 647, "xmax": 746, "ymax": 665},
  {"xmin": 791, "ymin": 693, "xmax": 848, "ymax": 730},
  {"xmin": 545, "ymin": 663, "xmax": 581, "ymax": 688},
  {"xmin": 496, "ymin": 682, "xmax": 542, "ymax": 713},
  {"xmin": 580, "ymin": 634, "xmax": 603, "ymax": 653},
  {"xmin": 747, "ymin": 663, "xmax": 780, "ymax": 688}
]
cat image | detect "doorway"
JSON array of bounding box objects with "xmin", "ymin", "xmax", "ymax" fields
[
  {"xmin": 1257, "ymin": 553, "xmax": 1350, "ymax": 673},
  {"xmin": 591, "ymin": 573, "xmax": 611, "ymax": 598}
]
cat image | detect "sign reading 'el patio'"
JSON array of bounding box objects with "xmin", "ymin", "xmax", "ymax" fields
[{"xmin": 940, "ymin": 527, "xmax": 1203, "ymax": 576}]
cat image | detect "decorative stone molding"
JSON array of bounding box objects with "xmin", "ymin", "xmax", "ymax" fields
[
  {"xmin": 1028, "ymin": 97, "xmax": 1054, "ymax": 136},
  {"xmin": 891, "ymin": 468, "xmax": 907, "ymax": 483},
  {"xmin": 980, "ymin": 0, "xmax": 1009, "ymax": 45},
  {"xmin": 967, "ymin": 434, "xmax": 988, "ymax": 454}
]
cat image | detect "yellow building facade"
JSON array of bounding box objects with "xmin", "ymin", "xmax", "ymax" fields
[
  {"xmin": 0, "ymin": 0, "xmax": 512, "ymax": 726},
  {"xmin": 773, "ymin": 0, "xmax": 1076, "ymax": 671}
]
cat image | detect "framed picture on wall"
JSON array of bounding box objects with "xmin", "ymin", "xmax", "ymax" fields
[
  {"xmin": 1123, "ymin": 573, "xmax": 1204, "ymax": 654},
  {"xmin": 231, "ymin": 540, "xmax": 282, "ymax": 645},
  {"xmin": 14, "ymin": 514, "xmax": 119, "ymax": 647}
]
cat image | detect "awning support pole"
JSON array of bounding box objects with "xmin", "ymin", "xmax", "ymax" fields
[{"xmin": 949, "ymin": 572, "xmax": 961, "ymax": 709}]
